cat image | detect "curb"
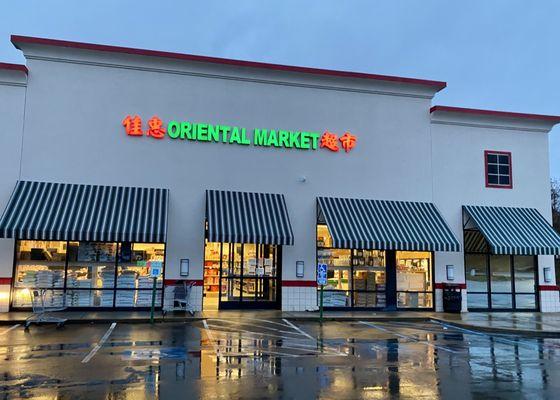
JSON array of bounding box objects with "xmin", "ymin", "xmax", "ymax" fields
[{"xmin": 0, "ymin": 315, "xmax": 433, "ymax": 325}]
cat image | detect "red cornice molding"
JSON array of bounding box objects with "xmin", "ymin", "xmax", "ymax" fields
[
  {"xmin": 10, "ymin": 35, "xmax": 447, "ymax": 90},
  {"xmin": 430, "ymin": 105, "xmax": 560, "ymax": 123},
  {"xmin": 0, "ymin": 62, "xmax": 27, "ymax": 75}
]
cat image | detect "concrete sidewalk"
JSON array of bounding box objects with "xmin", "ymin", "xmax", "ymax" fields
[{"xmin": 1, "ymin": 310, "xmax": 559, "ymax": 337}]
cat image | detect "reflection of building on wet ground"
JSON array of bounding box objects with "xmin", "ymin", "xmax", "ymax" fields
[
  {"xmin": 194, "ymin": 318, "xmax": 559, "ymax": 398},
  {"xmin": 1, "ymin": 35, "xmax": 560, "ymax": 316}
]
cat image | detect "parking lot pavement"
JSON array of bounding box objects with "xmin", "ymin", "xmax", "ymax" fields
[{"xmin": 1, "ymin": 319, "xmax": 560, "ymax": 399}]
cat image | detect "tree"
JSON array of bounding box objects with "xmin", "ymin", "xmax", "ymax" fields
[
  {"xmin": 552, "ymin": 179, "xmax": 560, "ymax": 285},
  {"xmin": 552, "ymin": 179, "xmax": 560, "ymax": 233}
]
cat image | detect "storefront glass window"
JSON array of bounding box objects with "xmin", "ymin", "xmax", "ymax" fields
[
  {"xmin": 396, "ymin": 251, "xmax": 433, "ymax": 308},
  {"xmin": 465, "ymin": 252, "xmax": 537, "ymax": 311},
  {"xmin": 65, "ymin": 242, "xmax": 116, "ymax": 307},
  {"xmin": 467, "ymin": 293, "xmax": 488, "ymax": 309},
  {"xmin": 12, "ymin": 240, "xmax": 165, "ymax": 309},
  {"xmin": 352, "ymin": 250, "xmax": 386, "ymax": 308},
  {"xmin": 515, "ymin": 294, "xmax": 536, "ymax": 309},
  {"xmin": 319, "ymin": 248, "xmax": 351, "ymax": 307},
  {"xmin": 466, "ymin": 254, "xmax": 487, "ymax": 292},
  {"xmin": 117, "ymin": 243, "xmax": 165, "ymax": 307},
  {"xmin": 13, "ymin": 241, "xmax": 67, "ymax": 307},
  {"xmin": 513, "ymin": 256, "xmax": 536, "ymax": 293},
  {"xmin": 490, "ymin": 255, "xmax": 512, "ymax": 293},
  {"xmin": 317, "ymin": 225, "xmax": 388, "ymax": 308}
]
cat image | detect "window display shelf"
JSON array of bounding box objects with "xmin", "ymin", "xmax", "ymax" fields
[{"xmin": 17, "ymin": 261, "xmax": 66, "ymax": 267}]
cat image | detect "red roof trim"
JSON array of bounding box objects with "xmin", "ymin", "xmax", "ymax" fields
[
  {"xmin": 10, "ymin": 35, "xmax": 447, "ymax": 90},
  {"xmin": 430, "ymin": 105, "xmax": 560, "ymax": 123},
  {"xmin": 0, "ymin": 62, "xmax": 27, "ymax": 75}
]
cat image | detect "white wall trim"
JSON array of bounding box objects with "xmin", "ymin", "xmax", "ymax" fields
[
  {"xmin": 26, "ymin": 55, "xmax": 434, "ymax": 100},
  {"xmin": 430, "ymin": 120, "xmax": 549, "ymax": 133}
]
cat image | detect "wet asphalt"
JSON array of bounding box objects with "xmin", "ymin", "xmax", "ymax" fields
[{"xmin": 1, "ymin": 318, "xmax": 559, "ymax": 399}]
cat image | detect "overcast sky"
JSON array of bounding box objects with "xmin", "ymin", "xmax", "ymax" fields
[{"xmin": 2, "ymin": 1, "xmax": 559, "ymax": 179}]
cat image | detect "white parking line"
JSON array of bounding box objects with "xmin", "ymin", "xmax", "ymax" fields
[
  {"xmin": 229, "ymin": 317, "xmax": 297, "ymax": 329},
  {"xmin": 214, "ymin": 346, "xmax": 300, "ymax": 358},
  {"xmin": 207, "ymin": 319, "xmax": 304, "ymax": 336},
  {"xmin": 208, "ymin": 330, "xmax": 346, "ymax": 356},
  {"xmin": 0, "ymin": 324, "xmax": 20, "ymax": 335},
  {"xmin": 81, "ymin": 322, "xmax": 117, "ymax": 363},
  {"xmin": 282, "ymin": 319, "xmax": 315, "ymax": 340},
  {"xmin": 205, "ymin": 323, "xmax": 312, "ymax": 341},
  {"xmin": 202, "ymin": 320, "xmax": 221, "ymax": 357},
  {"xmin": 359, "ymin": 321, "xmax": 460, "ymax": 354},
  {"xmin": 207, "ymin": 329, "xmax": 337, "ymax": 350},
  {"xmin": 430, "ymin": 320, "xmax": 540, "ymax": 350}
]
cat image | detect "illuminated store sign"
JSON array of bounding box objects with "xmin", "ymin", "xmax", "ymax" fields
[{"xmin": 122, "ymin": 115, "xmax": 357, "ymax": 153}]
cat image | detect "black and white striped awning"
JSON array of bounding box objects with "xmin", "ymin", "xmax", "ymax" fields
[
  {"xmin": 206, "ymin": 190, "xmax": 294, "ymax": 245},
  {"xmin": 463, "ymin": 205, "xmax": 560, "ymax": 255},
  {"xmin": 0, "ymin": 181, "xmax": 169, "ymax": 242},
  {"xmin": 317, "ymin": 197, "xmax": 461, "ymax": 251}
]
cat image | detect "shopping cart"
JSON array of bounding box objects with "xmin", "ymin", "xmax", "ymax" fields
[
  {"xmin": 24, "ymin": 289, "xmax": 68, "ymax": 330},
  {"xmin": 163, "ymin": 281, "xmax": 195, "ymax": 316}
]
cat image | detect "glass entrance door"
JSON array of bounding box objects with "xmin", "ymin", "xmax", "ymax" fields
[{"xmin": 204, "ymin": 242, "xmax": 280, "ymax": 309}]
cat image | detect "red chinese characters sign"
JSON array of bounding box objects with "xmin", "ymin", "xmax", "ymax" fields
[{"xmin": 319, "ymin": 130, "xmax": 357, "ymax": 153}]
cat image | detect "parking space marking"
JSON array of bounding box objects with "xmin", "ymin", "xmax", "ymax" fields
[
  {"xmin": 0, "ymin": 324, "xmax": 20, "ymax": 335},
  {"xmin": 208, "ymin": 332, "xmax": 345, "ymax": 357},
  {"xmin": 282, "ymin": 319, "xmax": 315, "ymax": 340},
  {"xmin": 233, "ymin": 318, "xmax": 299, "ymax": 329},
  {"xmin": 207, "ymin": 329, "xmax": 339, "ymax": 350},
  {"xmin": 202, "ymin": 320, "xmax": 221, "ymax": 357},
  {"xmin": 430, "ymin": 320, "xmax": 541, "ymax": 350},
  {"xmin": 201, "ymin": 318, "xmax": 347, "ymax": 357},
  {"xmin": 359, "ymin": 321, "xmax": 461, "ymax": 354},
  {"xmin": 207, "ymin": 319, "xmax": 304, "ymax": 336},
  {"xmin": 205, "ymin": 323, "xmax": 309, "ymax": 341},
  {"xmin": 214, "ymin": 346, "xmax": 300, "ymax": 358},
  {"xmin": 81, "ymin": 322, "xmax": 117, "ymax": 363}
]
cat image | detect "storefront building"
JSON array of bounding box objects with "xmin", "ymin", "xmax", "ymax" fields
[{"xmin": 1, "ymin": 35, "xmax": 559, "ymax": 313}]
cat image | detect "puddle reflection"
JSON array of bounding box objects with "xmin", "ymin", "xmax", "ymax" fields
[{"xmin": 1, "ymin": 322, "xmax": 560, "ymax": 399}]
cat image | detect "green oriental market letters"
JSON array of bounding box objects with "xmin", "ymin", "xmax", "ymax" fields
[{"xmin": 168, "ymin": 121, "xmax": 320, "ymax": 150}]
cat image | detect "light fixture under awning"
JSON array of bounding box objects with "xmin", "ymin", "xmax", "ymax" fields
[
  {"xmin": 317, "ymin": 197, "xmax": 460, "ymax": 251},
  {"xmin": 0, "ymin": 181, "xmax": 169, "ymax": 243},
  {"xmin": 206, "ymin": 189, "xmax": 294, "ymax": 245},
  {"xmin": 463, "ymin": 205, "xmax": 560, "ymax": 255}
]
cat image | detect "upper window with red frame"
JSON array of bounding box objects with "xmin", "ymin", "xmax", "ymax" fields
[{"xmin": 485, "ymin": 150, "xmax": 512, "ymax": 189}]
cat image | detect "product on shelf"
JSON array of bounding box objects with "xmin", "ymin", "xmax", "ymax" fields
[
  {"xmin": 323, "ymin": 291, "xmax": 348, "ymax": 307},
  {"xmin": 117, "ymin": 270, "xmax": 136, "ymax": 288},
  {"xmin": 100, "ymin": 269, "xmax": 116, "ymax": 288},
  {"xmin": 99, "ymin": 291, "xmax": 114, "ymax": 307}
]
